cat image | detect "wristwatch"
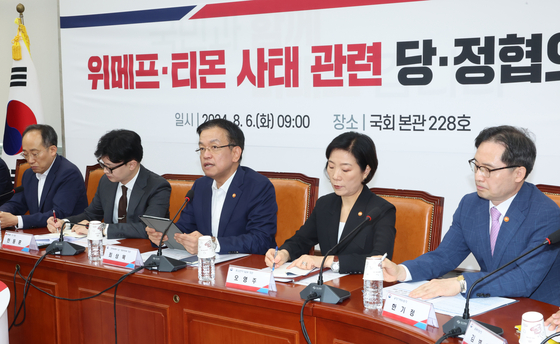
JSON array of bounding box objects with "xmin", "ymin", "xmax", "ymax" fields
[
  {"xmin": 457, "ymin": 275, "xmax": 467, "ymax": 293},
  {"xmin": 331, "ymin": 256, "xmax": 340, "ymax": 273}
]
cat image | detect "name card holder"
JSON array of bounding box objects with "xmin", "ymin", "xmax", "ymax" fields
[
  {"xmin": 462, "ymin": 319, "xmax": 507, "ymax": 344},
  {"xmin": 225, "ymin": 265, "xmax": 274, "ymax": 293},
  {"xmin": 102, "ymin": 245, "xmax": 142, "ymax": 269},
  {"xmin": 382, "ymin": 292, "xmax": 439, "ymax": 330},
  {"xmin": 2, "ymin": 231, "xmax": 38, "ymax": 252}
]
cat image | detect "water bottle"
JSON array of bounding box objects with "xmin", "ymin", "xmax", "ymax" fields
[
  {"xmin": 198, "ymin": 236, "xmax": 216, "ymax": 282},
  {"xmin": 363, "ymin": 257, "xmax": 384, "ymax": 310},
  {"xmin": 87, "ymin": 221, "xmax": 104, "ymax": 263}
]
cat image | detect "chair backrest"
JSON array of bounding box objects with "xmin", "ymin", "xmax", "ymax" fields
[
  {"xmin": 84, "ymin": 164, "xmax": 104, "ymax": 205},
  {"xmin": 14, "ymin": 159, "xmax": 30, "ymax": 188},
  {"xmin": 536, "ymin": 184, "xmax": 560, "ymax": 208},
  {"xmin": 162, "ymin": 174, "xmax": 203, "ymax": 222},
  {"xmin": 370, "ymin": 187, "xmax": 444, "ymax": 265},
  {"xmin": 258, "ymin": 171, "xmax": 319, "ymax": 249}
]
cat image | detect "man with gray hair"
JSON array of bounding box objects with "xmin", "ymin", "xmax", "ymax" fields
[{"xmin": 0, "ymin": 124, "xmax": 88, "ymax": 228}]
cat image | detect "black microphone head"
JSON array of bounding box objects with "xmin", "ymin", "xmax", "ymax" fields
[
  {"xmin": 365, "ymin": 208, "xmax": 381, "ymax": 222},
  {"xmin": 185, "ymin": 189, "xmax": 194, "ymax": 202},
  {"xmin": 546, "ymin": 229, "xmax": 560, "ymax": 245},
  {"xmin": 13, "ymin": 186, "xmax": 24, "ymax": 193}
]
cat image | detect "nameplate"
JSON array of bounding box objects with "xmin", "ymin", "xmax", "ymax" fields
[
  {"xmin": 225, "ymin": 265, "xmax": 272, "ymax": 293},
  {"xmin": 462, "ymin": 319, "xmax": 507, "ymax": 344},
  {"xmin": 102, "ymin": 245, "xmax": 142, "ymax": 269},
  {"xmin": 1, "ymin": 231, "xmax": 38, "ymax": 252},
  {"xmin": 382, "ymin": 292, "xmax": 439, "ymax": 330}
]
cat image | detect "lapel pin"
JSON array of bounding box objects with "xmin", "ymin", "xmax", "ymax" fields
[
  {"xmin": 504, "ymin": 216, "xmax": 509, "ymax": 222},
  {"xmin": 358, "ymin": 211, "xmax": 363, "ymax": 216},
  {"xmin": 232, "ymin": 193, "xmax": 236, "ymax": 198}
]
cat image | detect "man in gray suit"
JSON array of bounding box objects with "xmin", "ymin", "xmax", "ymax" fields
[{"xmin": 47, "ymin": 129, "xmax": 171, "ymax": 239}]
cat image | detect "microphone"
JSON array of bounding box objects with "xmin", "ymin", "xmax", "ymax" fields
[
  {"xmin": 0, "ymin": 186, "xmax": 24, "ymax": 199},
  {"xmin": 300, "ymin": 208, "xmax": 383, "ymax": 304},
  {"xmin": 144, "ymin": 189, "xmax": 194, "ymax": 272},
  {"xmin": 45, "ymin": 219, "xmax": 85, "ymax": 256},
  {"xmin": 545, "ymin": 228, "xmax": 560, "ymax": 245},
  {"xmin": 442, "ymin": 229, "xmax": 560, "ymax": 337}
]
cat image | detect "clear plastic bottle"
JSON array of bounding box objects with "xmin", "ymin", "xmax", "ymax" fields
[
  {"xmin": 198, "ymin": 236, "xmax": 216, "ymax": 282},
  {"xmin": 88, "ymin": 238, "xmax": 103, "ymax": 262},
  {"xmin": 198, "ymin": 256, "xmax": 216, "ymax": 282},
  {"xmin": 87, "ymin": 221, "xmax": 104, "ymax": 263},
  {"xmin": 363, "ymin": 257, "xmax": 383, "ymax": 310},
  {"xmin": 363, "ymin": 280, "xmax": 383, "ymax": 310}
]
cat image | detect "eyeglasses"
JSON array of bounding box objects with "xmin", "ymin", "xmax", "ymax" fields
[
  {"xmin": 21, "ymin": 150, "xmax": 44, "ymax": 160},
  {"xmin": 195, "ymin": 144, "xmax": 235, "ymax": 154},
  {"xmin": 97, "ymin": 159, "xmax": 126, "ymax": 174},
  {"xmin": 468, "ymin": 158, "xmax": 520, "ymax": 178}
]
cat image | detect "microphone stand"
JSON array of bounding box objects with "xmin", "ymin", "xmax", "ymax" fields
[
  {"xmin": 442, "ymin": 240, "xmax": 550, "ymax": 336},
  {"xmin": 300, "ymin": 208, "xmax": 381, "ymax": 304},
  {"xmin": 145, "ymin": 190, "xmax": 194, "ymax": 272},
  {"xmin": 45, "ymin": 220, "xmax": 85, "ymax": 255}
]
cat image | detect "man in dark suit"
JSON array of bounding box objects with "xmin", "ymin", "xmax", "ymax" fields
[
  {"xmin": 146, "ymin": 119, "xmax": 278, "ymax": 255},
  {"xmin": 382, "ymin": 125, "xmax": 560, "ymax": 306},
  {"xmin": 47, "ymin": 129, "xmax": 171, "ymax": 239},
  {"xmin": 0, "ymin": 124, "xmax": 88, "ymax": 228}
]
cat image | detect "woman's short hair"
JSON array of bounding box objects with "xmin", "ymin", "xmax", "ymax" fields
[{"xmin": 325, "ymin": 132, "xmax": 378, "ymax": 184}]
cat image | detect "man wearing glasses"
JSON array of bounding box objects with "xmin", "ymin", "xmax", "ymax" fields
[
  {"xmin": 381, "ymin": 125, "xmax": 560, "ymax": 306},
  {"xmin": 0, "ymin": 124, "xmax": 88, "ymax": 228},
  {"xmin": 47, "ymin": 129, "xmax": 171, "ymax": 239},
  {"xmin": 146, "ymin": 118, "xmax": 278, "ymax": 255}
]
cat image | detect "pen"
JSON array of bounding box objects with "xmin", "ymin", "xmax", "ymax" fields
[
  {"xmin": 272, "ymin": 246, "xmax": 279, "ymax": 272},
  {"xmin": 53, "ymin": 210, "xmax": 59, "ymax": 233},
  {"xmin": 379, "ymin": 253, "xmax": 387, "ymax": 267}
]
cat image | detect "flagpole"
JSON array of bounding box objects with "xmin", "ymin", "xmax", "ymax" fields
[
  {"xmin": 3, "ymin": 2, "xmax": 45, "ymax": 170},
  {"xmin": 17, "ymin": 4, "xmax": 25, "ymax": 25}
]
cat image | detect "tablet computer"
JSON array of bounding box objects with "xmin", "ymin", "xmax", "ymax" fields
[{"xmin": 139, "ymin": 215, "xmax": 185, "ymax": 250}]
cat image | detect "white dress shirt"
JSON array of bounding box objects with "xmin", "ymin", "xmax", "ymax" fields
[
  {"xmin": 210, "ymin": 171, "xmax": 237, "ymax": 253},
  {"xmin": 17, "ymin": 156, "xmax": 57, "ymax": 228}
]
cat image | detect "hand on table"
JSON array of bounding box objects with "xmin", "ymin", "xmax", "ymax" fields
[
  {"xmin": 175, "ymin": 231, "xmax": 203, "ymax": 254},
  {"xmin": 408, "ymin": 278, "xmax": 461, "ymax": 300},
  {"xmin": 72, "ymin": 220, "xmax": 90, "ymax": 235},
  {"xmin": 287, "ymin": 254, "xmax": 327, "ymax": 270},
  {"xmin": 265, "ymin": 248, "xmax": 289, "ymax": 269},
  {"xmin": 545, "ymin": 309, "xmax": 560, "ymax": 332},
  {"xmin": 381, "ymin": 258, "xmax": 407, "ymax": 282},
  {"xmin": 0, "ymin": 211, "xmax": 17, "ymax": 228},
  {"xmin": 46, "ymin": 216, "xmax": 63, "ymax": 233}
]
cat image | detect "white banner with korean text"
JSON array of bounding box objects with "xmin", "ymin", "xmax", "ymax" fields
[{"xmin": 59, "ymin": 0, "xmax": 560, "ymax": 268}]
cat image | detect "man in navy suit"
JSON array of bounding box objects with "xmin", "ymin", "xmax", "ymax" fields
[
  {"xmin": 146, "ymin": 119, "xmax": 278, "ymax": 255},
  {"xmin": 0, "ymin": 124, "xmax": 88, "ymax": 228},
  {"xmin": 382, "ymin": 125, "xmax": 560, "ymax": 306},
  {"xmin": 47, "ymin": 129, "xmax": 171, "ymax": 239}
]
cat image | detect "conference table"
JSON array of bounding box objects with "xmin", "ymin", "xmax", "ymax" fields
[{"xmin": 0, "ymin": 229, "xmax": 557, "ymax": 344}]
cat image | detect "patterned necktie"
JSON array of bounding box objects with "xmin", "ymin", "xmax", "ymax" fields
[
  {"xmin": 118, "ymin": 185, "xmax": 127, "ymax": 223},
  {"xmin": 489, "ymin": 207, "xmax": 501, "ymax": 256}
]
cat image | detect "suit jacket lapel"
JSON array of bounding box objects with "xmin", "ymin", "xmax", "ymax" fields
[
  {"xmin": 104, "ymin": 180, "xmax": 119, "ymax": 224},
  {"xmin": 490, "ymin": 183, "xmax": 529, "ymax": 269},
  {"xmin": 218, "ymin": 167, "xmax": 244, "ymax": 237},
  {"xmin": 28, "ymin": 173, "xmax": 39, "ymax": 213},
  {"xmin": 472, "ymin": 198, "xmax": 492, "ymax": 269},
  {"xmin": 325, "ymin": 194, "xmax": 342, "ymax": 250},
  {"xmin": 127, "ymin": 166, "xmax": 147, "ymax": 219},
  {"xmin": 337, "ymin": 186, "xmax": 372, "ymax": 248},
  {"xmin": 39, "ymin": 155, "xmax": 61, "ymax": 211},
  {"xmin": 200, "ymin": 179, "xmax": 213, "ymax": 234}
]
